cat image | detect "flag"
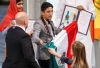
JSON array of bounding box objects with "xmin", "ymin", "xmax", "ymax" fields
[{"xmin": 45, "ymin": 21, "xmax": 78, "ymax": 68}]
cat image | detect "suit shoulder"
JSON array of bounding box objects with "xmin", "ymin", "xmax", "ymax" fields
[
  {"xmin": 14, "ymin": 27, "xmax": 29, "ymax": 37},
  {"xmin": 35, "ymin": 18, "xmax": 42, "ymax": 24},
  {"xmin": 34, "ymin": 19, "xmax": 42, "ymax": 27}
]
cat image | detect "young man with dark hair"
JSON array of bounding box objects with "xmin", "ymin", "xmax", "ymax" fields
[{"xmin": 32, "ymin": 2, "xmax": 61, "ymax": 68}]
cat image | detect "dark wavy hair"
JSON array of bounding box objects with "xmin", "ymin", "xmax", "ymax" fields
[
  {"xmin": 41, "ymin": 2, "xmax": 53, "ymax": 12},
  {"xmin": 16, "ymin": 0, "xmax": 22, "ymax": 3}
]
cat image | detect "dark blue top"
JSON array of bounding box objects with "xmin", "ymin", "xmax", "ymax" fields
[{"xmin": 60, "ymin": 56, "xmax": 73, "ymax": 65}]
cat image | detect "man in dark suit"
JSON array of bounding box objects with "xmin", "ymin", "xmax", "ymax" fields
[{"xmin": 2, "ymin": 12, "xmax": 40, "ymax": 68}]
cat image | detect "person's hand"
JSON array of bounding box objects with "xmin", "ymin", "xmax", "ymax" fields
[
  {"xmin": 77, "ymin": 5, "xmax": 84, "ymax": 11},
  {"xmin": 38, "ymin": 40, "xmax": 43, "ymax": 45},
  {"xmin": 26, "ymin": 29, "xmax": 33, "ymax": 37},
  {"xmin": 8, "ymin": 21, "xmax": 15, "ymax": 28},
  {"xmin": 49, "ymin": 48, "xmax": 62, "ymax": 58},
  {"xmin": 48, "ymin": 48, "xmax": 57, "ymax": 55}
]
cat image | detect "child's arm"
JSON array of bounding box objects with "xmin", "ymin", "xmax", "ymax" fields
[{"xmin": 48, "ymin": 48, "xmax": 72, "ymax": 64}]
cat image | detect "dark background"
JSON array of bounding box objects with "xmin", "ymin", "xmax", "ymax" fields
[{"xmin": 0, "ymin": 0, "xmax": 9, "ymax": 5}]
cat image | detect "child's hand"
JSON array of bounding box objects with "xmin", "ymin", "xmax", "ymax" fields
[{"xmin": 48, "ymin": 48, "xmax": 57, "ymax": 55}]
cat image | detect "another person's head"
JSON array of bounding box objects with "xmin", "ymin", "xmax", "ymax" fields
[
  {"xmin": 6, "ymin": 0, "xmax": 23, "ymax": 17},
  {"xmin": 16, "ymin": 0, "xmax": 23, "ymax": 12},
  {"xmin": 71, "ymin": 41, "xmax": 88, "ymax": 68},
  {"xmin": 15, "ymin": 12, "xmax": 28, "ymax": 29},
  {"xmin": 7, "ymin": 0, "xmax": 23, "ymax": 15},
  {"xmin": 0, "ymin": 0, "xmax": 23, "ymax": 32},
  {"xmin": 41, "ymin": 2, "xmax": 53, "ymax": 20}
]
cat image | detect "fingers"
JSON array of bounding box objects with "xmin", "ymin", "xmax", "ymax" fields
[
  {"xmin": 77, "ymin": 5, "xmax": 84, "ymax": 11},
  {"xmin": 38, "ymin": 40, "xmax": 43, "ymax": 45},
  {"xmin": 26, "ymin": 29, "xmax": 33, "ymax": 37}
]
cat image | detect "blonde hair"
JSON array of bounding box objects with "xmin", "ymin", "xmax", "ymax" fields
[{"xmin": 71, "ymin": 41, "xmax": 89, "ymax": 68}]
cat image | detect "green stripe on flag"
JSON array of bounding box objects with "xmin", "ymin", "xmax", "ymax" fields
[
  {"xmin": 49, "ymin": 54, "xmax": 59, "ymax": 68},
  {"xmin": 43, "ymin": 42, "xmax": 59, "ymax": 68}
]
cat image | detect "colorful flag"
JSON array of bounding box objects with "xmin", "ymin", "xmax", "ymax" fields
[{"xmin": 47, "ymin": 21, "xmax": 78, "ymax": 68}]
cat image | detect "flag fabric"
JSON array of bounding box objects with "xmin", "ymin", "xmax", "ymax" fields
[{"xmin": 44, "ymin": 21, "xmax": 78, "ymax": 68}]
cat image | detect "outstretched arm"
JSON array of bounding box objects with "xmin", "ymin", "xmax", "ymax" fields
[{"xmin": 48, "ymin": 48, "xmax": 72, "ymax": 64}]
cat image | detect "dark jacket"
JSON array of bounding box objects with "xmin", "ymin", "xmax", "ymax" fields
[
  {"xmin": 60, "ymin": 56, "xmax": 72, "ymax": 65},
  {"xmin": 2, "ymin": 26, "xmax": 40, "ymax": 68}
]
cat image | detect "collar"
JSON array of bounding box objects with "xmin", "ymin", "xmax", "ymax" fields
[
  {"xmin": 41, "ymin": 16, "xmax": 51, "ymax": 24},
  {"xmin": 15, "ymin": 25, "xmax": 26, "ymax": 31}
]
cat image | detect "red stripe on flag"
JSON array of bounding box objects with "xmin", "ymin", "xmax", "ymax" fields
[{"xmin": 64, "ymin": 21, "xmax": 78, "ymax": 68}]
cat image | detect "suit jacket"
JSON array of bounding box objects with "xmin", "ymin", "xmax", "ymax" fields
[
  {"xmin": 2, "ymin": 26, "xmax": 40, "ymax": 68},
  {"xmin": 32, "ymin": 18, "xmax": 61, "ymax": 60}
]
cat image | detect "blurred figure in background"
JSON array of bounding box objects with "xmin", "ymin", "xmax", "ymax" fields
[
  {"xmin": 0, "ymin": 0, "xmax": 23, "ymax": 34},
  {"xmin": 0, "ymin": 0, "xmax": 23, "ymax": 59},
  {"xmin": 0, "ymin": 0, "xmax": 33, "ymax": 58}
]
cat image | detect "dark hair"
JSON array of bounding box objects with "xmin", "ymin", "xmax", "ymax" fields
[
  {"xmin": 41, "ymin": 2, "xmax": 53, "ymax": 12},
  {"xmin": 16, "ymin": 0, "xmax": 22, "ymax": 3}
]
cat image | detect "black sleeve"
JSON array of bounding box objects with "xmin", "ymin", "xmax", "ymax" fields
[
  {"xmin": 20, "ymin": 35, "xmax": 40, "ymax": 68},
  {"xmin": 60, "ymin": 56, "xmax": 73, "ymax": 65}
]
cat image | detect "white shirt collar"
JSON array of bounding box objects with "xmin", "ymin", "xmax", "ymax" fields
[{"xmin": 15, "ymin": 25, "xmax": 26, "ymax": 31}]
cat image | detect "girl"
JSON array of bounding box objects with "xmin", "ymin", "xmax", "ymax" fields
[{"xmin": 49, "ymin": 41, "xmax": 89, "ymax": 68}]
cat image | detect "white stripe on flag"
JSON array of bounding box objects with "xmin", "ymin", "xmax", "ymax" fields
[{"xmin": 52, "ymin": 30, "xmax": 68, "ymax": 68}]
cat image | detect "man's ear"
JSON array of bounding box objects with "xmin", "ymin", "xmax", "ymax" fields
[
  {"xmin": 23, "ymin": 20, "xmax": 26, "ymax": 26},
  {"xmin": 41, "ymin": 11, "xmax": 44, "ymax": 16}
]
